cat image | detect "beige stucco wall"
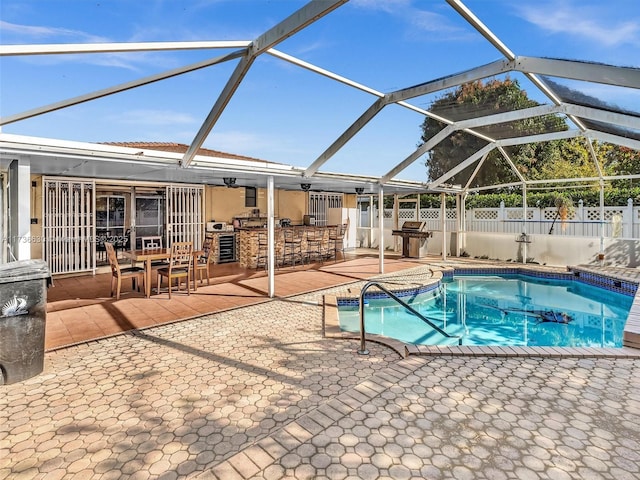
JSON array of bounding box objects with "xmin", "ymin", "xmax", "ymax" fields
[
  {"xmin": 277, "ymin": 190, "xmax": 306, "ymax": 223},
  {"xmin": 343, "ymin": 193, "xmax": 356, "ymax": 209},
  {"xmin": 204, "ymin": 186, "xmax": 312, "ymax": 225}
]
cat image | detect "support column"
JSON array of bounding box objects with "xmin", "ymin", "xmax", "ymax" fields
[
  {"xmin": 599, "ymin": 179, "xmax": 605, "ymax": 258},
  {"xmin": 460, "ymin": 192, "xmax": 467, "ymax": 256},
  {"xmin": 441, "ymin": 192, "xmax": 447, "ymax": 261},
  {"xmin": 8, "ymin": 159, "xmax": 31, "ymax": 261},
  {"xmin": 130, "ymin": 186, "xmax": 137, "ymax": 257},
  {"xmin": 393, "ymin": 193, "xmax": 399, "ymax": 252},
  {"xmin": 368, "ymin": 194, "xmax": 374, "ymax": 248},
  {"xmin": 454, "ymin": 193, "xmax": 460, "ymax": 257},
  {"xmin": 0, "ymin": 174, "xmax": 4, "ymax": 263},
  {"xmin": 378, "ymin": 185, "xmax": 384, "ymax": 274},
  {"xmin": 522, "ymin": 183, "xmax": 528, "ymax": 265},
  {"xmin": 267, "ymin": 176, "xmax": 275, "ymax": 298}
]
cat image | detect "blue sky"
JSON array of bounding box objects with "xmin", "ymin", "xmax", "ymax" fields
[{"xmin": 1, "ymin": 0, "xmax": 639, "ymax": 182}]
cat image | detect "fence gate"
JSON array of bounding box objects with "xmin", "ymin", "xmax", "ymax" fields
[
  {"xmin": 43, "ymin": 177, "xmax": 95, "ymax": 274},
  {"xmin": 165, "ymin": 184, "xmax": 204, "ymax": 249}
]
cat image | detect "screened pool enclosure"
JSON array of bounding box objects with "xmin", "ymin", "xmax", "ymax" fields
[{"xmin": 1, "ymin": 0, "xmax": 639, "ymax": 274}]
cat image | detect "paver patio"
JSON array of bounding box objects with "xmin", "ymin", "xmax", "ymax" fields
[{"xmin": 2, "ymin": 257, "xmax": 640, "ymax": 479}]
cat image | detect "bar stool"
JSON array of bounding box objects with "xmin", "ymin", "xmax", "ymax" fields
[
  {"xmin": 329, "ymin": 223, "xmax": 347, "ymax": 261},
  {"xmin": 256, "ymin": 231, "xmax": 270, "ymax": 270},
  {"xmin": 305, "ymin": 227, "xmax": 324, "ymax": 264},
  {"xmin": 282, "ymin": 227, "xmax": 304, "ymax": 267}
]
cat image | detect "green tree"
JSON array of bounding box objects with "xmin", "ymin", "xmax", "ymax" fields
[
  {"xmin": 535, "ymin": 137, "xmax": 599, "ymax": 180},
  {"xmin": 421, "ymin": 78, "xmax": 568, "ymax": 188},
  {"xmin": 603, "ymin": 145, "xmax": 640, "ymax": 186}
]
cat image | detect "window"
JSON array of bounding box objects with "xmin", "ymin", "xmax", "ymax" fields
[
  {"xmin": 136, "ymin": 195, "xmax": 164, "ymax": 240},
  {"xmin": 245, "ymin": 186, "xmax": 257, "ymax": 207},
  {"xmin": 96, "ymin": 194, "xmax": 126, "ymax": 237}
]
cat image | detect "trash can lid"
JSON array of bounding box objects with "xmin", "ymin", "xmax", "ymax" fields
[{"xmin": 0, "ymin": 260, "xmax": 52, "ymax": 284}]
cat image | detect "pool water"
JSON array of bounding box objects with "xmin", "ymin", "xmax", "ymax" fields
[{"xmin": 338, "ymin": 274, "xmax": 634, "ymax": 348}]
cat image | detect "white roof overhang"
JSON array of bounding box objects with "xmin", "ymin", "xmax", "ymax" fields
[{"xmin": 0, "ymin": 133, "xmax": 428, "ymax": 195}]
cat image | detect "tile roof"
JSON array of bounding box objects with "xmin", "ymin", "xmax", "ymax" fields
[{"xmin": 101, "ymin": 141, "xmax": 277, "ymax": 164}]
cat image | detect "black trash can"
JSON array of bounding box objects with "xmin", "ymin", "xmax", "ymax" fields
[{"xmin": 0, "ymin": 260, "xmax": 52, "ymax": 385}]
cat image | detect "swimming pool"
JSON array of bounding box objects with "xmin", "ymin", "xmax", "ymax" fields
[{"xmin": 338, "ymin": 273, "xmax": 635, "ymax": 348}]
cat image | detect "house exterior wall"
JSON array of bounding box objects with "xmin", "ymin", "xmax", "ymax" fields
[
  {"xmin": 277, "ymin": 191, "xmax": 306, "ymax": 224},
  {"xmin": 204, "ymin": 187, "xmax": 309, "ymax": 225},
  {"xmin": 205, "ymin": 185, "xmax": 268, "ymax": 224}
]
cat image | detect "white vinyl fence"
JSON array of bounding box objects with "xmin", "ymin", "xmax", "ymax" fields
[
  {"xmin": 382, "ymin": 198, "xmax": 637, "ymax": 239},
  {"xmin": 356, "ymin": 198, "xmax": 640, "ymax": 267}
]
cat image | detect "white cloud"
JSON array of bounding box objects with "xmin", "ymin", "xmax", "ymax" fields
[
  {"xmin": 408, "ymin": 10, "xmax": 471, "ymax": 37},
  {"xmin": 109, "ymin": 109, "xmax": 197, "ymax": 126},
  {"xmin": 516, "ymin": 2, "xmax": 640, "ymax": 47},
  {"xmin": 0, "ymin": 20, "xmax": 107, "ymax": 43},
  {"xmin": 351, "ymin": 0, "xmax": 470, "ymax": 41},
  {"xmin": 0, "ymin": 20, "xmax": 181, "ymax": 72},
  {"xmin": 351, "ymin": 0, "xmax": 413, "ymax": 14}
]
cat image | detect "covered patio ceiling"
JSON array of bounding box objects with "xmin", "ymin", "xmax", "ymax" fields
[{"xmin": 1, "ymin": 0, "xmax": 639, "ymax": 195}]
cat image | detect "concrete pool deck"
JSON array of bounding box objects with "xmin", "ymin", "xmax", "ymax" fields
[{"xmin": 3, "ymin": 259, "xmax": 640, "ymax": 479}]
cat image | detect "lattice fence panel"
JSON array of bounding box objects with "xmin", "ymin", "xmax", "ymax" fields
[{"xmin": 473, "ymin": 210, "xmax": 498, "ymax": 220}]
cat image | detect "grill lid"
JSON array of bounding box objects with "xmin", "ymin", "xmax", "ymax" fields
[{"xmin": 401, "ymin": 221, "xmax": 426, "ymax": 231}]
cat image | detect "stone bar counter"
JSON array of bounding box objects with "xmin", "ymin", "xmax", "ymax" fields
[{"xmin": 237, "ymin": 225, "xmax": 335, "ymax": 269}]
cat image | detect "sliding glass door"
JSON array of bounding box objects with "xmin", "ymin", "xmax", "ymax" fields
[
  {"xmin": 135, "ymin": 195, "xmax": 165, "ymax": 247},
  {"xmin": 96, "ymin": 195, "xmax": 126, "ymax": 238}
]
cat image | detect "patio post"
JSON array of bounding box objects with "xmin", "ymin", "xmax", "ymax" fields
[
  {"xmin": 378, "ymin": 185, "xmax": 384, "ymax": 274},
  {"xmin": 454, "ymin": 193, "xmax": 460, "ymax": 257},
  {"xmin": 393, "ymin": 193, "xmax": 399, "ymax": 252},
  {"xmin": 460, "ymin": 191, "xmax": 467, "ymax": 256},
  {"xmin": 267, "ymin": 176, "xmax": 275, "ymax": 297},
  {"xmin": 8, "ymin": 159, "xmax": 31, "ymax": 261},
  {"xmin": 522, "ymin": 182, "xmax": 528, "ymax": 264},
  {"xmin": 441, "ymin": 192, "xmax": 447, "ymax": 261},
  {"xmin": 599, "ymin": 179, "xmax": 605, "ymax": 258}
]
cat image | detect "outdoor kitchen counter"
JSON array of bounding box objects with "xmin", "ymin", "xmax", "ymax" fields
[{"xmin": 237, "ymin": 225, "xmax": 335, "ymax": 269}]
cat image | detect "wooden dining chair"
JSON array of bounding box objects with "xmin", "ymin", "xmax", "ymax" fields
[
  {"xmin": 194, "ymin": 234, "xmax": 214, "ymax": 287},
  {"xmin": 141, "ymin": 236, "xmax": 166, "ymax": 268},
  {"xmin": 156, "ymin": 241, "xmax": 193, "ymax": 299},
  {"xmin": 141, "ymin": 236, "xmax": 163, "ymax": 250},
  {"xmin": 105, "ymin": 241, "xmax": 145, "ymax": 300}
]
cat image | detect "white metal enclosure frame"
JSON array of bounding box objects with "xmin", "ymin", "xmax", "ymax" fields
[
  {"xmin": 0, "ymin": 0, "xmax": 638, "ymax": 197},
  {"xmin": 0, "ymin": 0, "xmax": 639, "ymax": 278}
]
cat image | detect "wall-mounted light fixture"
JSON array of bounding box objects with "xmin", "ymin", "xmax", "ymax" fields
[
  {"xmin": 223, "ymin": 177, "xmax": 237, "ymax": 187},
  {"xmin": 355, "ymin": 187, "xmax": 364, "ymax": 195},
  {"xmin": 301, "ymin": 183, "xmax": 311, "ymax": 192}
]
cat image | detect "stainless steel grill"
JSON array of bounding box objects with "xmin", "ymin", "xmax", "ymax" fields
[{"xmin": 392, "ymin": 221, "xmax": 432, "ymax": 258}]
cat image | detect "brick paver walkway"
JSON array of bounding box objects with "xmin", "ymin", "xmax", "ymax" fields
[{"xmin": 2, "ymin": 266, "xmax": 640, "ymax": 479}]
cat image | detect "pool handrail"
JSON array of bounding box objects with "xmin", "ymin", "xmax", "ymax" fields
[{"xmin": 358, "ymin": 280, "xmax": 462, "ymax": 355}]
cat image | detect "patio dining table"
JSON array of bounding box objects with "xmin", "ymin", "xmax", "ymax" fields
[{"xmin": 122, "ymin": 247, "xmax": 203, "ymax": 298}]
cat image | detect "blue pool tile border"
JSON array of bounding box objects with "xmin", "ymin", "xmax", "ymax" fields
[
  {"xmin": 336, "ymin": 282, "xmax": 441, "ymax": 307},
  {"xmin": 447, "ymin": 267, "xmax": 638, "ymax": 297},
  {"xmin": 336, "ymin": 266, "xmax": 638, "ymax": 307},
  {"xmin": 569, "ymin": 268, "xmax": 638, "ymax": 296}
]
